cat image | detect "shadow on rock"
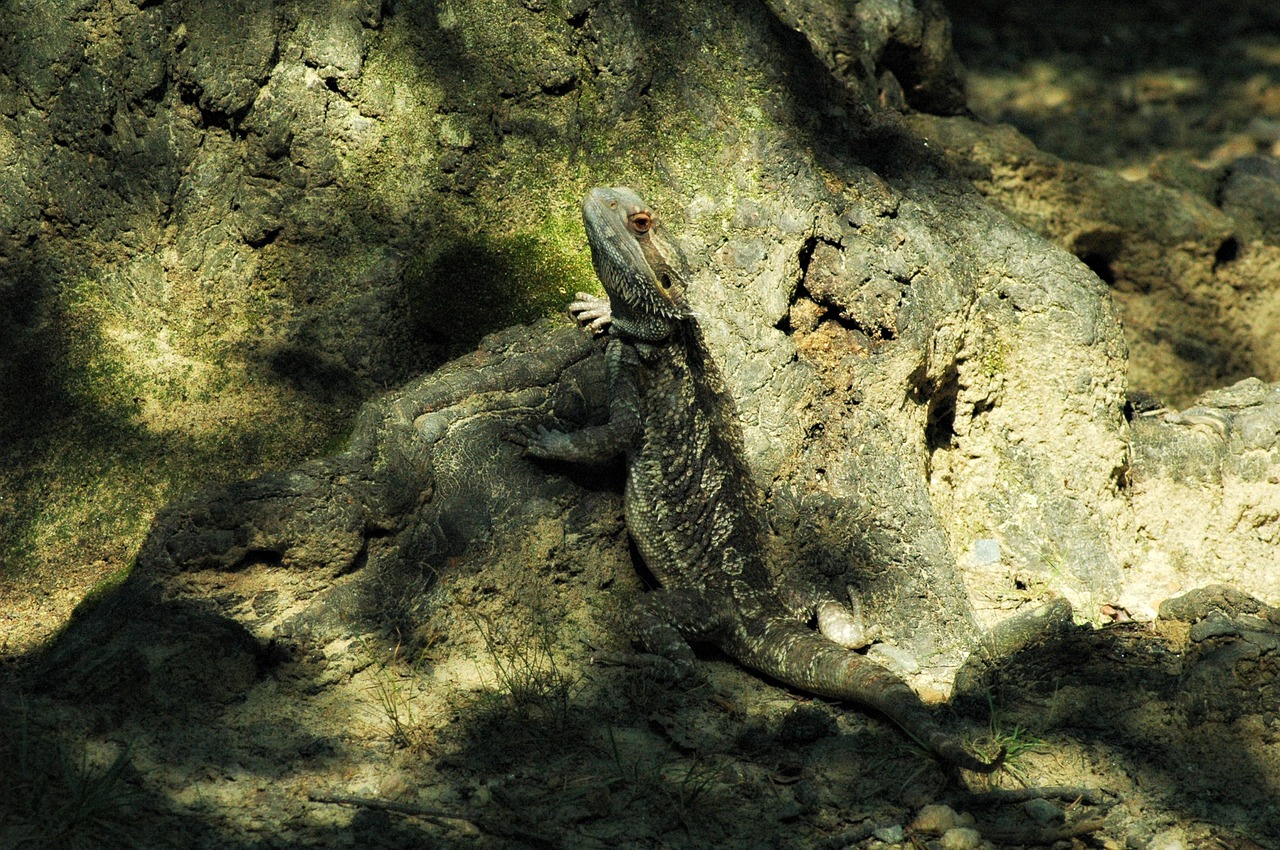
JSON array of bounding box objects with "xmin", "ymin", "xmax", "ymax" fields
[{"xmin": 952, "ymin": 587, "xmax": 1280, "ymax": 842}]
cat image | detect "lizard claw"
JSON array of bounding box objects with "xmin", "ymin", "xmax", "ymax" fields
[
  {"xmin": 568, "ymin": 293, "xmax": 612, "ymax": 335},
  {"xmin": 592, "ymin": 651, "xmax": 700, "ymax": 684},
  {"xmin": 509, "ymin": 423, "xmax": 576, "ymax": 460}
]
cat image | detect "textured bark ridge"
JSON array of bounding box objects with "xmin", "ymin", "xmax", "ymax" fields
[
  {"xmin": 20, "ymin": 0, "xmax": 1280, "ymax": 707},
  {"xmin": 6, "ymin": 0, "xmax": 1280, "ymax": 845}
]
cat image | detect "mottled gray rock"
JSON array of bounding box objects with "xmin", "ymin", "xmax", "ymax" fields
[
  {"xmin": 1129, "ymin": 378, "xmax": 1280, "ymax": 485},
  {"xmin": 1219, "ymin": 155, "xmax": 1280, "ymax": 245},
  {"xmin": 23, "ymin": 0, "xmax": 1133, "ymax": 707},
  {"xmin": 7, "ymin": 0, "xmax": 1275, "ymax": 734},
  {"xmin": 1121, "ymin": 379, "xmax": 1280, "ymax": 612},
  {"xmin": 906, "ymin": 111, "xmax": 1280, "ymax": 412},
  {"xmin": 7, "ymin": 6, "xmax": 1280, "ymax": 847},
  {"xmin": 33, "ymin": 321, "xmax": 598, "ymax": 704},
  {"xmin": 764, "ymin": 0, "xmax": 966, "ymax": 113},
  {"xmin": 173, "ymin": 0, "xmax": 280, "ymax": 117},
  {"xmin": 299, "ymin": 0, "xmax": 367, "ymax": 81}
]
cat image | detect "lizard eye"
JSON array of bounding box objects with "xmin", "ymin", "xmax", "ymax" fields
[{"xmin": 629, "ymin": 212, "xmax": 652, "ymax": 234}]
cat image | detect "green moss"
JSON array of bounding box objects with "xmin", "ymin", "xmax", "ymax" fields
[
  {"xmin": 319, "ymin": 423, "xmax": 356, "ymax": 457},
  {"xmin": 56, "ymin": 280, "xmax": 143, "ymax": 419},
  {"xmin": 980, "ymin": 338, "xmax": 1009, "ymax": 379},
  {"xmin": 71, "ymin": 563, "xmax": 133, "ymax": 619},
  {"xmin": 2, "ymin": 420, "xmax": 165, "ymax": 577},
  {"xmin": 0, "ymin": 275, "xmax": 144, "ymax": 577},
  {"xmin": 404, "ymin": 221, "xmax": 596, "ymax": 355},
  {"xmin": 0, "ymin": 261, "xmax": 337, "ymax": 581}
]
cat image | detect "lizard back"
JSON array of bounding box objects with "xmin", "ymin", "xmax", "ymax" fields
[{"xmin": 623, "ymin": 318, "xmax": 773, "ymax": 594}]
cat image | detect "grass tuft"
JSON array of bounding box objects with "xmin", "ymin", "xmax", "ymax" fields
[
  {"xmin": 468, "ymin": 606, "xmax": 581, "ymax": 730},
  {"xmin": 0, "ymin": 699, "xmax": 141, "ymax": 849}
]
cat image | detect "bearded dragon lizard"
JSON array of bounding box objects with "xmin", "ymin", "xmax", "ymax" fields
[{"xmin": 517, "ymin": 187, "xmax": 1001, "ymax": 773}]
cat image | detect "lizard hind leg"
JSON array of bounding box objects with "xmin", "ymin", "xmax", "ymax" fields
[
  {"xmin": 816, "ymin": 592, "xmax": 881, "ymax": 650},
  {"xmin": 779, "ymin": 580, "xmax": 881, "ymax": 650},
  {"xmin": 595, "ymin": 587, "xmax": 729, "ymax": 680}
]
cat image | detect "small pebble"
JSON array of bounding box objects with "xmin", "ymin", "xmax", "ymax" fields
[
  {"xmin": 1021, "ymin": 797, "xmax": 1063, "ymax": 824},
  {"xmin": 378, "ymin": 772, "xmax": 412, "ymax": 801},
  {"xmin": 940, "ymin": 826, "xmax": 983, "ymax": 850},
  {"xmin": 972, "ymin": 538, "xmax": 1001, "ymax": 565},
  {"xmin": 1149, "ymin": 828, "xmax": 1188, "ymax": 850},
  {"xmin": 911, "ymin": 803, "xmax": 965, "ymax": 834},
  {"xmin": 873, "ymin": 824, "xmax": 905, "ymax": 843}
]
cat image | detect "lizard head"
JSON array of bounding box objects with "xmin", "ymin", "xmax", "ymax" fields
[{"xmin": 582, "ymin": 187, "xmax": 691, "ymax": 342}]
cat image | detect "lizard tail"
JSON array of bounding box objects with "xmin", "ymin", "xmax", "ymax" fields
[{"xmin": 731, "ymin": 622, "xmax": 1004, "ymax": 773}]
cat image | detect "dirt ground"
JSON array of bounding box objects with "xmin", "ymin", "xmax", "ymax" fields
[
  {"xmin": 5, "ymin": 537, "xmax": 1279, "ymax": 849},
  {"xmin": 953, "ymin": 0, "xmax": 1280, "ymax": 173},
  {"xmin": 3, "ymin": 2, "xmax": 1280, "ymax": 849}
]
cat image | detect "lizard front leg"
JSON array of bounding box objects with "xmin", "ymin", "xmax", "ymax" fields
[{"xmin": 513, "ymin": 335, "xmax": 641, "ymax": 464}]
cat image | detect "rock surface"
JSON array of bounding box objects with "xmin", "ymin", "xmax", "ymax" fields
[{"xmin": 1, "ymin": 0, "xmax": 1279, "ymax": 848}]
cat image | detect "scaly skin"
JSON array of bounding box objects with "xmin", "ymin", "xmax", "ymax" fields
[{"xmin": 519, "ymin": 187, "xmax": 1001, "ymax": 773}]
